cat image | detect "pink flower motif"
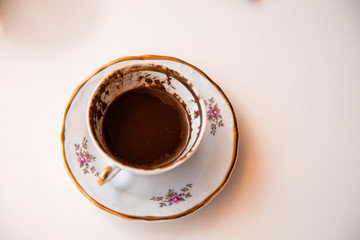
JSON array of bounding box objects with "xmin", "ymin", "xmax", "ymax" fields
[
  {"xmin": 170, "ymin": 194, "xmax": 181, "ymax": 204},
  {"xmin": 210, "ymin": 107, "xmax": 220, "ymax": 118},
  {"xmin": 77, "ymin": 155, "xmax": 88, "ymax": 164}
]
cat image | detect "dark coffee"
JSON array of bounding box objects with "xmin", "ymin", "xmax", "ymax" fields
[{"xmin": 102, "ymin": 87, "xmax": 189, "ymax": 169}]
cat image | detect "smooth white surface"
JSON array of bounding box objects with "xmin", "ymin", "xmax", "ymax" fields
[{"xmin": 0, "ymin": 0, "xmax": 359, "ymax": 239}]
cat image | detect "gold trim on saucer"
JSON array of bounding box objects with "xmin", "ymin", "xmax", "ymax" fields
[{"xmin": 61, "ymin": 55, "xmax": 239, "ymax": 221}]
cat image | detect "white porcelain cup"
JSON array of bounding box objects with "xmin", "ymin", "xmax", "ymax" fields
[{"xmin": 87, "ymin": 62, "xmax": 207, "ymax": 186}]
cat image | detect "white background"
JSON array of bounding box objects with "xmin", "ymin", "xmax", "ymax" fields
[{"xmin": 1, "ymin": 0, "xmax": 360, "ymax": 239}]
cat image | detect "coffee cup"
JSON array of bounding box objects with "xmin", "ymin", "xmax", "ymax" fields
[{"xmin": 87, "ymin": 62, "xmax": 207, "ymax": 186}]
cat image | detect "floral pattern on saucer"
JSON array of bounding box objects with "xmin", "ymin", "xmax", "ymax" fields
[
  {"xmin": 74, "ymin": 137, "xmax": 100, "ymax": 176},
  {"xmin": 150, "ymin": 184, "xmax": 193, "ymax": 207},
  {"xmin": 205, "ymin": 97, "xmax": 224, "ymax": 135}
]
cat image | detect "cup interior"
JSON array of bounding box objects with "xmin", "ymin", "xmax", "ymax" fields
[{"xmin": 87, "ymin": 62, "xmax": 206, "ymax": 174}]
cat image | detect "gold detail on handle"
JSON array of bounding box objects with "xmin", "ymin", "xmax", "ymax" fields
[{"xmin": 97, "ymin": 166, "xmax": 113, "ymax": 186}]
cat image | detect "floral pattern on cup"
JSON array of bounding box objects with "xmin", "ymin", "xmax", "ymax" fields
[
  {"xmin": 74, "ymin": 137, "xmax": 100, "ymax": 177},
  {"xmin": 150, "ymin": 184, "xmax": 193, "ymax": 207},
  {"xmin": 205, "ymin": 97, "xmax": 224, "ymax": 135}
]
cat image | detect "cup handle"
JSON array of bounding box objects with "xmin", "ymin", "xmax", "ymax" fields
[{"xmin": 97, "ymin": 165, "xmax": 121, "ymax": 186}]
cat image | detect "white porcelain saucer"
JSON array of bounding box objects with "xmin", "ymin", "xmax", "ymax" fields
[{"xmin": 61, "ymin": 55, "xmax": 239, "ymax": 221}]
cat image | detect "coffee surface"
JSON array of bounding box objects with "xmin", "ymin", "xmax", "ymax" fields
[{"xmin": 102, "ymin": 87, "xmax": 189, "ymax": 169}]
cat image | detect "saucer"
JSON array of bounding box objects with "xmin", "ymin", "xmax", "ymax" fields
[{"xmin": 61, "ymin": 55, "xmax": 239, "ymax": 221}]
